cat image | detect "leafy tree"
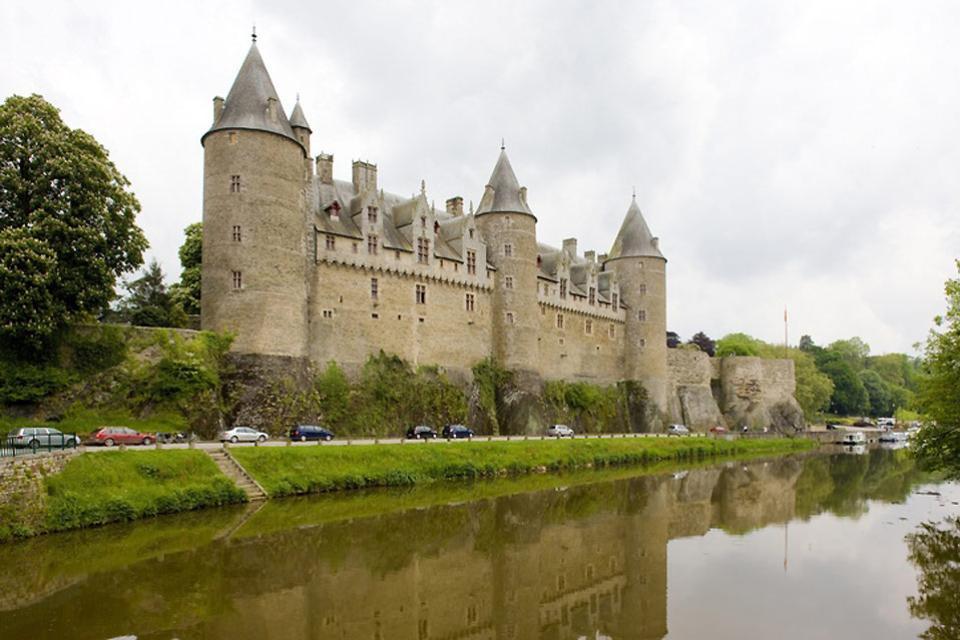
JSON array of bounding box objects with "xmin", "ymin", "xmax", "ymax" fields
[
  {"xmin": 687, "ymin": 331, "xmax": 716, "ymax": 356},
  {"xmin": 791, "ymin": 349, "xmax": 834, "ymax": 418},
  {"xmin": 914, "ymin": 261, "xmax": 960, "ymax": 478},
  {"xmin": 827, "ymin": 337, "xmax": 870, "ymax": 372},
  {"xmin": 116, "ymin": 260, "xmax": 187, "ymax": 328},
  {"xmin": 818, "ymin": 352, "xmax": 869, "ymax": 415},
  {"xmin": 799, "ymin": 334, "xmax": 817, "ymax": 353},
  {"xmin": 859, "ymin": 369, "xmax": 892, "ymax": 417},
  {"xmin": 715, "ymin": 332, "xmax": 763, "ymax": 357},
  {"xmin": 666, "ymin": 331, "xmax": 681, "ymax": 348},
  {"xmin": 0, "ymin": 94, "xmax": 147, "ymax": 347},
  {"xmin": 170, "ymin": 222, "xmax": 201, "ymax": 315},
  {"xmin": 906, "ymin": 517, "xmax": 960, "ymax": 639}
]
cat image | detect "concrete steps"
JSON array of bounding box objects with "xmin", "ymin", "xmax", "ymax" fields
[{"xmin": 207, "ymin": 449, "xmax": 268, "ymax": 501}]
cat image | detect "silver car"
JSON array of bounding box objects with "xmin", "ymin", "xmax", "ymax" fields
[
  {"xmin": 7, "ymin": 427, "xmax": 81, "ymax": 450},
  {"xmin": 219, "ymin": 426, "xmax": 269, "ymax": 443},
  {"xmin": 666, "ymin": 424, "xmax": 690, "ymax": 436},
  {"xmin": 547, "ymin": 424, "xmax": 575, "ymax": 438}
]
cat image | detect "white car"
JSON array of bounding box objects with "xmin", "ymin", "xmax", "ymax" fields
[
  {"xmin": 219, "ymin": 426, "xmax": 269, "ymax": 443},
  {"xmin": 666, "ymin": 424, "xmax": 690, "ymax": 436},
  {"xmin": 547, "ymin": 424, "xmax": 575, "ymax": 438}
]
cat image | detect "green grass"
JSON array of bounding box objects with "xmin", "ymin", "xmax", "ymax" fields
[
  {"xmin": 41, "ymin": 450, "xmax": 246, "ymax": 533},
  {"xmin": 0, "ymin": 408, "xmax": 187, "ymax": 440},
  {"xmin": 231, "ymin": 436, "xmax": 815, "ymax": 497}
]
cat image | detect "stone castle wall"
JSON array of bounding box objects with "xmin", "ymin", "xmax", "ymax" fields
[{"xmin": 536, "ymin": 302, "xmax": 626, "ymax": 384}]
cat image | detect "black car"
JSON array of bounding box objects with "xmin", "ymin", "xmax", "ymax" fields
[
  {"xmin": 290, "ymin": 425, "xmax": 335, "ymax": 442},
  {"xmin": 406, "ymin": 425, "xmax": 437, "ymax": 439},
  {"xmin": 442, "ymin": 424, "xmax": 474, "ymax": 439}
]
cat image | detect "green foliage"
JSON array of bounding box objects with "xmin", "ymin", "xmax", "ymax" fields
[
  {"xmin": 817, "ymin": 352, "xmax": 869, "ymax": 416},
  {"xmin": 231, "ymin": 437, "xmax": 814, "ymax": 497},
  {"xmin": 715, "ymin": 332, "xmax": 765, "ymax": 357},
  {"xmin": 790, "ymin": 349, "xmax": 834, "ymax": 418},
  {"xmin": 827, "ymin": 337, "xmax": 871, "ymax": 372},
  {"xmin": 0, "ymin": 94, "xmax": 147, "ymax": 347},
  {"xmin": 687, "ymin": 331, "xmax": 716, "ymax": 356},
  {"xmin": 915, "ymin": 261, "xmax": 960, "ymax": 478},
  {"xmin": 116, "ymin": 259, "xmax": 187, "ymax": 328},
  {"xmin": 859, "ymin": 369, "xmax": 892, "ymax": 417},
  {"xmin": 169, "ymin": 222, "xmax": 202, "ymax": 315},
  {"xmin": 43, "ymin": 451, "xmax": 246, "ymax": 532},
  {"xmin": 544, "ymin": 380, "xmax": 624, "ymax": 433},
  {"xmin": 471, "ymin": 358, "xmax": 513, "ymax": 436},
  {"xmin": 315, "ymin": 361, "xmax": 351, "ymax": 426},
  {"xmin": 0, "ymin": 359, "xmax": 72, "ymax": 404},
  {"xmin": 906, "ymin": 517, "xmax": 960, "ymax": 640}
]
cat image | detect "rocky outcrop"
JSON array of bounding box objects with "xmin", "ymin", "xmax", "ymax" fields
[{"xmin": 715, "ymin": 357, "xmax": 804, "ymax": 433}]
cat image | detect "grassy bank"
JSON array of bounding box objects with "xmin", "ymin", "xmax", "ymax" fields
[
  {"xmin": 40, "ymin": 450, "xmax": 245, "ymax": 535},
  {"xmin": 231, "ymin": 436, "xmax": 815, "ymax": 497}
]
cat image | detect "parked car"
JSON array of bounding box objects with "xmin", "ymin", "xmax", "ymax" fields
[
  {"xmin": 709, "ymin": 425, "xmax": 728, "ymax": 434},
  {"xmin": 666, "ymin": 424, "xmax": 690, "ymax": 436},
  {"xmin": 89, "ymin": 427, "xmax": 154, "ymax": 447},
  {"xmin": 406, "ymin": 425, "xmax": 438, "ymax": 439},
  {"xmin": 442, "ymin": 424, "xmax": 474, "ymax": 439},
  {"xmin": 219, "ymin": 426, "xmax": 269, "ymax": 443},
  {"xmin": 546, "ymin": 424, "xmax": 575, "ymax": 438},
  {"xmin": 6, "ymin": 427, "xmax": 81, "ymax": 451},
  {"xmin": 289, "ymin": 425, "xmax": 335, "ymax": 442}
]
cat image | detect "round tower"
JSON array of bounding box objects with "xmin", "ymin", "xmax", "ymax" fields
[
  {"xmin": 200, "ymin": 38, "xmax": 309, "ymax": 359},
  {"xmin": 474, "ymin": 147, "xmax": 540, "ymax": 373},
  {"xmin": 605, "ymin": 195, "xmax": 668, "ymax": 419}
]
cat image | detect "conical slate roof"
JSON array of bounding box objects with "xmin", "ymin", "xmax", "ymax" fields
[
  {"xmin": 476, "ymin": 149, "xmax": 533, "ymax": 215},
  {"xmin": 203, "ymin": 42, "xmax": 300, "ymax": 147},
  {"xmin": 290, "ymin": 99, "xmax": 311, "ymax": 131},
  {"xmin": 607, "ymin": 196, "xmax": 665, "ymax": 260}
]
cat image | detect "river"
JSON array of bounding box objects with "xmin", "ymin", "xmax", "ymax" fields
[{"xmin": 0, "ymin": 446, "xmax": 957, "ymax": 639}]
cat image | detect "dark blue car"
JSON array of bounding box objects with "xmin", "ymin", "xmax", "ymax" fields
[
  {"xmin": 290, "ymin": 425, "xmax": 334, "ymax": 442},
  {"xmin": 442, "ymin": 424, "xmax": 474, "ymax": 439}
]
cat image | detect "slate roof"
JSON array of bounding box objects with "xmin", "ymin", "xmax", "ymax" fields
[
  {"xmin": 203, "ymin": 42, "xmax": 301, "ymax": 148},
  {"xmin": 607, "ymin": 196, "xmax": 665, "ymax": 260},
  {"xmin": 476, "ymin": 149, "xmax": 533, "ymax": 216},
  {"xmin": 289, "ymin": 99, "xmax": 311, "ymax": 132}
]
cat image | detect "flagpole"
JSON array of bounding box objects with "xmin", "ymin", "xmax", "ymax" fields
[{"xmin": 784, "ymin": 307, "xmax": 789, "ymax": 357}]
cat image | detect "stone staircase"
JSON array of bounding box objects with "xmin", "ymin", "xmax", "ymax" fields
[{"xmin": 207, "ymin": 448, "xmax": 268, "ymax": 501}]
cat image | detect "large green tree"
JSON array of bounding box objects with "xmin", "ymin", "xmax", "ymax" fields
[
  {"xmin": 0, "ymin": 94, "xmax": 147, "ymax": 348},
  {"xmin": 817, "ymin": 352, "xmax": 869, "ymax": 415},
  {"xmin": 116, "ymin": 260, "xmax": 186, "ymax": 328},
  {"xmin": 170, "ymin": 222, "xmax": 201, "ymax": 315},
  {"xmin": 914, "ymin": 261, "xmax": 960, "ymax": 478}
]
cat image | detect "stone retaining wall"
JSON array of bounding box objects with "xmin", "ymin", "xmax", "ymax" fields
[{"xmin": 0, "ymin": 451, "xmax": 76, "ymax": 536}]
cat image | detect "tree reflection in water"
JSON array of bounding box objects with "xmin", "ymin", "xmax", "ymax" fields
[{"xmin": 907, "ymin": 516, "xmax": 960, "ymax": 640}]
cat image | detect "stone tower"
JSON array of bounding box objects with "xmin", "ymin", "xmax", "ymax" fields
[
  {"xmin": 474, "ymin": 148, "xmax": 539, "ymax": 373},
  {"xmin": 200, "ymin": 38, "xmax": 309, "ymax": 358},
  {"xmin": 605, "ymin": 195, "xmax": 668, "ymax": 417}
]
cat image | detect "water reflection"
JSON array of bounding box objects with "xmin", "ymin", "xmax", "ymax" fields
[
  {"xmin": 906, "ymin": 516, "xmax": 960, "ymax": 640},
  {"xmin": 0, "ymin": 448, "xmax": 943, "ymax": 639}
]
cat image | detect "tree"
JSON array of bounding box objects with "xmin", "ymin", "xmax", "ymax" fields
[
  {"xmin": 906, "ymin": 517, "xmax": 960, "ymax": 639},
  {"xmin": 818, "ymin": 352, "xmax": 869, "ymax": 415},
  {"xmin": 715, "ymin": 332, "xmax": 763, "ymax": 357},
  {"xmin": 914, "ymin": 261, "xmax": 960, "ymax": 478},
  {"xmin": 799, "ymin": 334, "xmax": 817, "ymax": 353},
  {"xmin": 170, "ymin": 222, "xmax": 201, "ymax": 315},
  {"xmin": 827, "ymin": 337, "xmax": 870, "ymax": 372},
  {"xmin": 791, "ymin": 349, "xmax": 834, "ymax": 418},
  {"xmin": 116, "ymin": 260, "xmax": 187, "ymax": 328},
  {"xmin": 688, "ymin": 331, "xmax": 716, "ymax": 356},
  {"xmin": 0, "ymin": 94, "xmax": 147, "ymax": 347},
  {"xmin": 859, "ymin": 369, "xmax": 892, "ymax": 417},
  {"xmin": 666, "ymin": 331, "xmax": 681, "ymax": 348}
]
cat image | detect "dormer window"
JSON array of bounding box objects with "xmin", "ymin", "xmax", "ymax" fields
[
  {"xmin": 368, "ymin": 207, "xmax": 378, "ymax": 224},
  {"xmin": 589, "ymin": 287, "xmax": 596, "ymax": 306},
  {"xmin": 560, "ymin": 278, "xmax": 567, "ymax": 299},
  {"xmin": 469, "ymin": 228, "xmax": 475, "ymax": 240},
  {"xmin": 434, "ymin": 221, "xmax": 440, "ymax": 235},
  {"xmin": 328, "ymin": 201, "xmax": 341, "ymax": 219},
  {"xmin": 537, "ymin": 255, "xmax": 542, "ymax": 268},
  {"xmin": 421, "ymin": 216, "xmax": 427, "ymax": 229},
  {"xmin": 367, "ymin": 234, "xmax": 379, "ymax": 255},
  {"xmin": 417, "ymin": 238, "xmax": 430, "ymax": 264}
]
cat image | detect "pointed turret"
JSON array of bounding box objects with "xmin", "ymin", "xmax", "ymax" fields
[
  {"xmin": 202, "ymin": 41, "xmax": 301, "ymax": 150},
  {"xmin": 476, "ymin": 148, "xmax": 533, "ymax": 216},
  {"xmin": 289, "ymin": 97, "xmax": 312, "ymax": 164},
  {"xmin": 608, "ymin": 195, "xmax": 665, "ymax": 261},
  {"xmin": 289, "ymin": 98, "xmax": 311, "ymax": 132}
]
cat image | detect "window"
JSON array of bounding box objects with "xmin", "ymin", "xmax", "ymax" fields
[
  {"xmin": 417, "ymin": 238, "xmax": 430, "ymax": 264},
  {"xmin": 506, "ymin": 311, "xmax": 515, "ymax": 324},
  {"xmin": 589, "ymin": 287, "xmax": 596, "ymax": 305},
  {"xmin": 469, "ymin": 228, "xmax": 475, "ymax": 239},
  {"xmin": 421, "ymin": 216, "xmax": 427, "ymax": 229},
  {"xmin": 454, "ymin": 262, "xmax": 459, "ymax": 272},
  {"xmin": 395, "ymin": 250, "xmax": 401, "ymax": 260},
  {"xmin": 367, "ymin": 234, "xmax": 379, "ymax": 254},
  {"xmin": 466, "ymin": 250, "xmax": 476, "ymax": 274},
  {"xmin": 638, "ymin": 309, "xmax": 646, "ymax": 322},
  {"xmin": 639, "ymin": 338, "xmax": 646, "ymax": 347},
  {"xmin": 325, "ymin": 235, "xmax": 335, "ymax": 250},
  {"xmin": 329, "ymin": 201, "xmax": 341, "ymax": 219},
  {"xmin": 232, "ymin": 225, "xmax": 242, "ymax": 242},
  {"xmin": 368, "ymin": 206, "xmax": 377, "ymax": 224},
  {"xmin": 322, "ymin": 309, "xmax": 334, "ymax": 319},
  {"xmin": 231, "ymin": 270, "xmax": 242, "ymax": 289},
  {"xmin": 465, "ymin": 293, "xmax": 475, "ymax": 312},
  {"xmin": 639, "ymin": 284, "xmax": 647, "ymax": 296},
  {"xmin": 352, "ymin": 242, "xmax": 358, "ymax": 254},
  {"xmin": 608, "ymin": 324, "xmax": 615, "ymax": 338},
  {"xmin": 370, "ymin": 277, "xmax": 378, "ymax": 301},
  {"xmin": 416, "ymin": 284, "xmax": 426, "ymax": 305},
  {"xmin": 504, "ymin": 275, "xmax": 514, "ymax": 289},
  {"xmin": 585, "ymin": 319, "xmax": 593, "ymax": 335},
  {"xmin": 556, "ymin": 313, "xmax": 564, "ymax": 329},
  {"xmin": 467, "ymin": 604, "xmax": 478, "ymax": 625},
  {"xmin": 560, "ymin": 278, "xmax": 567, "ymax": 299},
  {"xmin": 612, "ymin": 293, "xmax": 619, "ymax": 308},
  {"xmin": 504, "ymin": 243, "xmax": 513, "ymax": 258},
  {"xmin": 230, "ymin": 175, "xmax": 240, "ymax": 192}
]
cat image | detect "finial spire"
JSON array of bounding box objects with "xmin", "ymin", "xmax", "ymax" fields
[
  {"xmin": 420, "ymin": 179, "xmax": 426, "ymax": 195},
  {"xmin": 251, "ymin": 25, "xmax": 257, "ymax": 42},
  {"xmin": 632, "ymin": 185, "xmax": 636, "ymax": 199},
  {"xmin": 469, "ymin": 200, "xmax": 474, "ymax": 215},
  {"xmin": 500, "ymin": 138, "xmax": 505, "ymax": 150}
]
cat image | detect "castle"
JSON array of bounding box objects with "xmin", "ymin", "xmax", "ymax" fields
[{"xmin": 200, "ymin": 37, "xmax": 804, "ymax": 430}]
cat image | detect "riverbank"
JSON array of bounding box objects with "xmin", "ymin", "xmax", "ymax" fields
[{"xmin": 0, "ymin": 437, "xmax": 814, "ymax": 542}]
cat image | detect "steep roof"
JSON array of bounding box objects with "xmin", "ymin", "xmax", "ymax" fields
[
  {"xmin": 289, "ymin": 99, "xmax": 311, "ymax": 132},
  {"xmin": 607, "ymin": 196, "xmax": 665, "ymax": 261},
  {"xmin": 476, "ymin": 149, "xmax": 534, "ymax": 216},
  {"xmin": 203, "ymin": 42, "xmax": 301, "ymax": 148}
]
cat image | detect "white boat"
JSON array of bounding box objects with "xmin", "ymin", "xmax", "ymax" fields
[
  {"xmin": 839, "ymin": 431, "xmax": 866, "ymax": 445},
  {"xmin": 878, "ymin": 431, "xmax": 909, "ymax": 444}
]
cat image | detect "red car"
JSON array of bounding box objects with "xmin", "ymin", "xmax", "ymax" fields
[
  {"xmin": 709, "ymin": 425, "xmax": 728, "ymax": 434},
  {"xmin": 89, "ymin": 427, "xmax": 154, "ymax": 447}
]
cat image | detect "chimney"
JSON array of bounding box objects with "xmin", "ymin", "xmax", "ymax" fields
[
  {"xmin": 562, "ymin": 238, "xmax": 578, "ymax": 257},
  {"xmin": 585, "ymin": 250, "xmax": 596, "ymax": 263},
  {"xmin": 316, "ymin": 153, "xmax": 334, "ymax": 185},
  {"xmin": 519, "ymin": 186, "xmax": 528, "ymax": 205},
  {"xmin": 598, "ymin": 252, "xmax": 608, "ymax": 262},
  {"xmin": 446, "ymin": 196, "xmax": 464, "ymax": 216},
  {"xmin": 352, "ymin": 160, "xmax": 377, "ymax": 194},
  {"xmin": 266, "ymin": 97, "xmax": 278, "ymax": 122},
  {"xmin": 652, "ymin": 237, "xmax": 660, "ymax": 250},
  {"xmin": 213, "ymin": 96, "xmax": 224, "ymax": 123}
]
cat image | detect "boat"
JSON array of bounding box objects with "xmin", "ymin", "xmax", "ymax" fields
[
  {"xmin": 878, "ymin": 431, "xmax": 909, "ymax": 444},
  {"xmin": 839, "ymin": 431, "xmax": 866, "ymax": 445}
]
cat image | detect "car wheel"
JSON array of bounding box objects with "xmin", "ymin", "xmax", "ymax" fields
[
  {"xmin": 230, "ymin": 436, "xmax": 239, "ymax": 444},
  {"xmin": 325, "ymin": 435, "xmax": 332, "ymax": 441},
  {"xmin": 104, "ymin": 438, "xmax": 115, "ymax": 447},
  {"xmin": 29, "ymin": 440, "xmax": 40, "ymax": 452},
  {"xmin": 258, "ymin": 435, "xmax": 266, "ymax": 443},
  {"xmin": 142, "ymin": 437, "xmax": 152, "ymax": 446},
  {"xmin": 300, "ymin": 435, "xmax": 307, "ymax": 442}
]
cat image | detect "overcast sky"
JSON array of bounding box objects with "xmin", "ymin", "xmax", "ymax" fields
[{"xmin": 2, "ymin": 0, "xmax": 957, "ymax": 355}]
